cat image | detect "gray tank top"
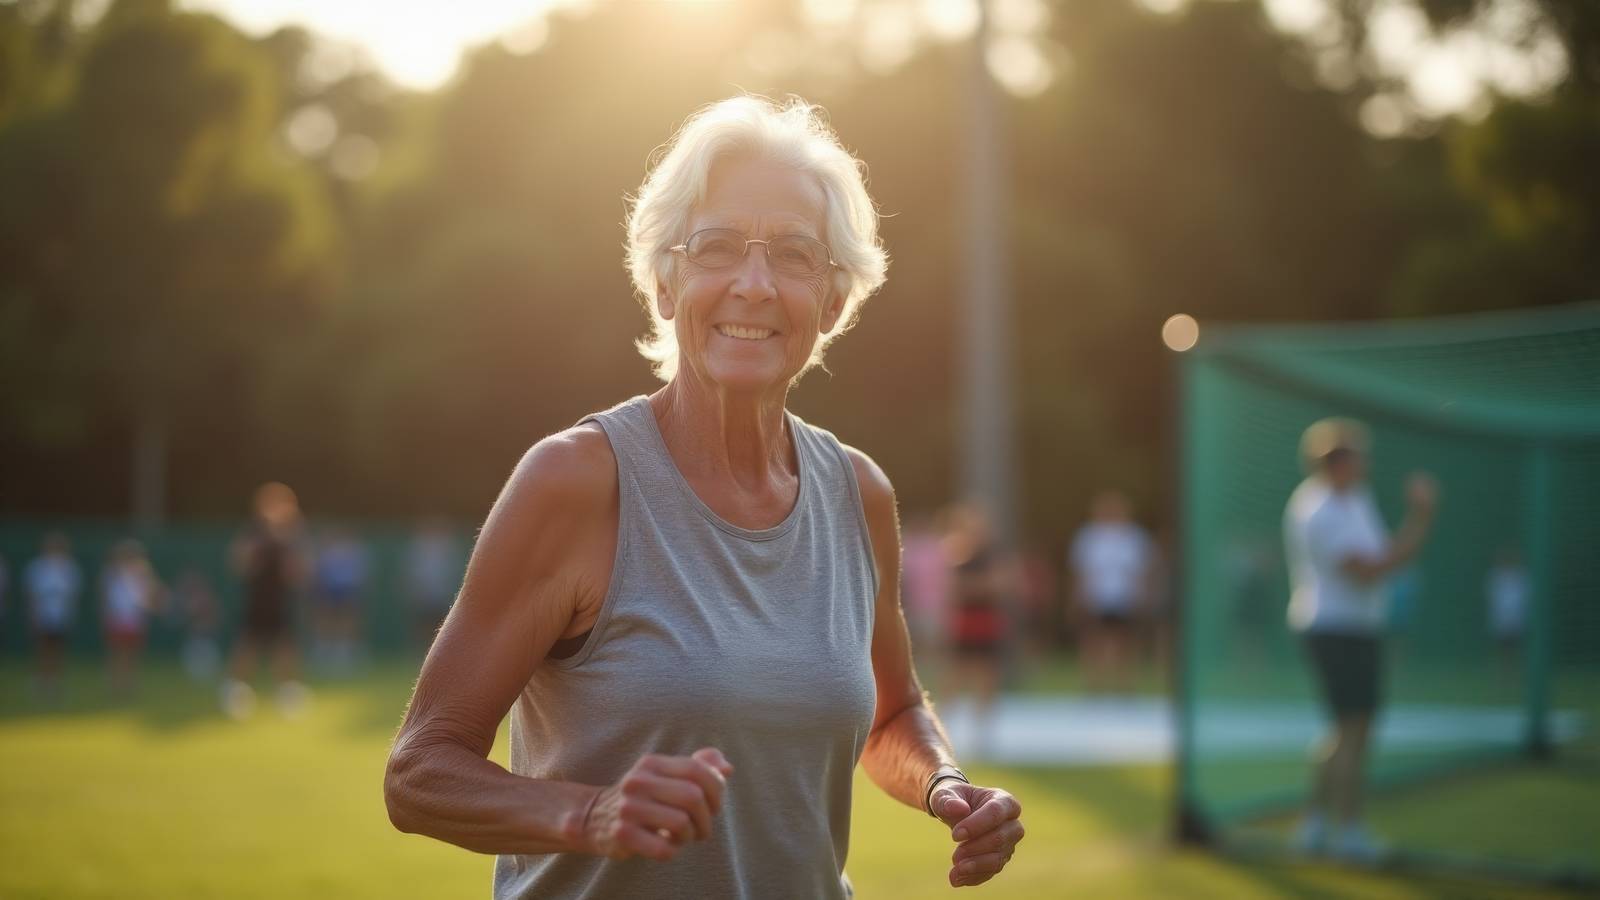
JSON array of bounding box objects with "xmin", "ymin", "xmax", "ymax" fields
[{"xmin": 493, "ymin": 396, "xmax": 879, "ymax": 899}]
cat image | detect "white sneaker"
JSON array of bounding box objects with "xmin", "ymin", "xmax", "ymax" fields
[
  {"xmin": 220, "ymin": 679, "xmax": 257, "ymax": 720},
  {"xmin": 1291, "ymin": 814, "xmax": 1328, "ymax": 856},
  {"xmin": 1329, "ymin": 823, "xmax": 1388, "ymax": 866},
  {"xmin": 275, "ymin": 680, "xmax": 311, "ymax": 719}
]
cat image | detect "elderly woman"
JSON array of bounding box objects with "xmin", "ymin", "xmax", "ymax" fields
[{"xmin": 383, "ymin": 97, "xmax": 1024, "ymax": 897}]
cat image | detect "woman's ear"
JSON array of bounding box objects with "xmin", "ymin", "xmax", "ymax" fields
[
  {"xmin": 656, "ymin": 288, "xmax": 676, "ymax": 321},
  {"xmin": 819, "ymin": 286, "xmax": 845, "ymax": 334}
]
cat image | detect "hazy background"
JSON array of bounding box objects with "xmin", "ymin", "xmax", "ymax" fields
[{"xmin": 2, "ymin": 0, "xmax": 1595, "ymax": 544}]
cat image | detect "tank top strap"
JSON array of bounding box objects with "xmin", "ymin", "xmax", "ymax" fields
[
  {"xmin": 787, "ymin": 415, "xmax": 880, "ymax": 596},
  {"xmin": 576, "ymin": 395, "xmax": 654, "ymax": 479},
  {"xmin": 578, "ymin": 395, "xmax": 699, "ymax": 534}
]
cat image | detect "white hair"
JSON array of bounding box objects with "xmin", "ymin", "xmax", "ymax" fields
[{"xmin": 624, "ymin": 95, "xmax": 889, "ymax": 382}]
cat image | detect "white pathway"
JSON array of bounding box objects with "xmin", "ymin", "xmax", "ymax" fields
[{"xmin": 934, "ymin": 696, "xmax": 1588, "ymax": 766}]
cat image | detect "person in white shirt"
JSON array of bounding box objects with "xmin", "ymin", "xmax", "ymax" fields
[
  {"xmin": 1070, "ymin": 490, "xmax": 1153, "ymax": 694},
  {"xmin": 405, "ymin": 518, "xmax": 463, "ymax": 652},
  {"xmin": 1485, "ymin": 544, "xmax": 1528, "ymax": 679},
  {"xmin": 101, "ymin": 539, "xmax": 165, "ymax": 698},
  {"xmin": 1284, "ymin": 418, "xmax": 1438, "ymax": 863},
  {"xmin": 25, "ymin": 532, "xmax": 82, "ymax": 703}
]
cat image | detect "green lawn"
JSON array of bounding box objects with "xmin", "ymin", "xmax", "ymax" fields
[{"xmin": 0, "ymin": 662, "xmax": 1588, "ymax": 899}]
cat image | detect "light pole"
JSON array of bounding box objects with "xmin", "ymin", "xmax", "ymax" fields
[{"xmin": 959, "ymin": 0, "xmax": 1018, "ymax": 546}]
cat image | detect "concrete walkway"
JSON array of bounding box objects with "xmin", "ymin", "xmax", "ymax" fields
[{"xmin": 934, "ymin": 695, "xmax": 1586, "ymax": 766}]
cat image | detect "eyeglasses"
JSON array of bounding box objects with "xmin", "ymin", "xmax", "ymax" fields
[{"xmin": 670, "ymin": 228, "xmax": 837, "ymax": 277}]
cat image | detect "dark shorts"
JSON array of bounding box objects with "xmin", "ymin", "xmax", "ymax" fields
[
  {"xmin": 1303, "ymin": 632, "xmax": 1383, "ymax": 718},
  {"xmin": 1095, "ymin": 610, "xmax": 1132, "ymax": 627},
  {"xmin": 244, "ymin": 599, "xmax": 292, "ymax": 644},
  {"xmin": 952, "ymin": 637, "xmax": 1005, "ymax": 661}
]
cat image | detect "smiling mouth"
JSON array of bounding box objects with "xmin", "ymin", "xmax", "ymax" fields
[{"xmin": 715, "ymin": 324, "xmax": 776, "ymax": 340}]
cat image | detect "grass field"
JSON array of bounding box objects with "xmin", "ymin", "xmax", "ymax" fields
[{"xmin": 0, "ymin": 661, "xmax": 1590, "ymax": 899}]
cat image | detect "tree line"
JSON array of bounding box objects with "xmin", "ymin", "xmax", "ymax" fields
[{"xmin": 1, "ymin": 0, "xmax": 1594, "ymax": 546}]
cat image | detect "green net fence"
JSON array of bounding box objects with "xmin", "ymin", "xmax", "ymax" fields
[{"xmin": 1177, "ymin": 303, "xmax": 1600, "ymax": 880}]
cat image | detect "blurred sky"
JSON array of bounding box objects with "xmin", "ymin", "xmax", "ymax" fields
[
  {"xmin": 177, "ymin": 0, "xmax": 573, "ymax": 88},
  {"xmin": 172, "ymin": 0, "xmax": 1568, "ymax": 127}
]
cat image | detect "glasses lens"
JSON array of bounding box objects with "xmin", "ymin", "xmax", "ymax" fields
[
  {"xmin": 686, "ymin": 229, "xmax": 746, "ymax": 268},
  {"xmin": 683, "ymin": 229, "xmax": 832, "ymax": 274},
  {"xmin": 768, "ymin": 235, "xmax": 830, "ymax": 275}
]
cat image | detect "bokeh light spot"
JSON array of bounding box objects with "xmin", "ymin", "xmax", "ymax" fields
[{"xmin": 1162, "ymin": 313, "xmax": 1199, "ymax": 352}]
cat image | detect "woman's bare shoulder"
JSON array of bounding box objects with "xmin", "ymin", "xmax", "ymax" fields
[
  {"xmin": 838, "ymin": 442, "xmax": 895, "ymax": 513},
  {"xmin": 502, "ymin": 422, "xmax": 618, "ymax": 515},
  {"xmin": 838, "ymin": 443, "xmax": 898, "ymax": 578},
  {"xmin": 467, "ymin": 422, "xmax": 619, "ymax": 587}
]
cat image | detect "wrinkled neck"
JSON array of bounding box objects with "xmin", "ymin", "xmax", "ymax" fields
[{"xmin": 650, "ymin": 378, "xmax": 795, "ymax": 490}]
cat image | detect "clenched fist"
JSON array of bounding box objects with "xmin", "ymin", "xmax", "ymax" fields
[
  {"xmin": 930, "ymin": 780, "xmax": 1025, "ymax": 888},
  {"xmin": 580, "ymin": 748, "xmax": 733, "ymax": 861}
]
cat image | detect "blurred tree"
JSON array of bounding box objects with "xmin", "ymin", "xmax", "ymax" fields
[
  {"xmin": 1384, "ymin": 88, "xmax": 1599, "ymax": 315},
  {"xmin": 0, "ymin": 0, "xmax": 80, "ymax": 127},
  {"xmin": 318, "ymin": 0, "xmax": 830, "ymax": 517},
  {"xmin": 0, "ymin": 0, "xmax": 336, "ymax": 522},
  {"xmin": 999, "ymin": 0, "xmax": 1407, "ymax": 537},
  {"xmin": 1359, "ymin": 0, "xmax": 1600, "ymax": 314},
  {"xmin": 1323, "ymin": 0, "xmax": 1599, "ymax": 98},
  {"xmin": 0, "ymin": 0, "xmax": 1592, "ymax": 542}
]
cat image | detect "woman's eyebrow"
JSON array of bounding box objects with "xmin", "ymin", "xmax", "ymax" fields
[
  {"xmin": 770, "ymin": 224, "xmax": 820, "ymax": 237},
  {"xmin": 691, "ymin": 215, "xmax": 817, "ymax": 237},
  {"xmin": 690, "ymin": 213, "xmax": 749, "ymax": 231}
]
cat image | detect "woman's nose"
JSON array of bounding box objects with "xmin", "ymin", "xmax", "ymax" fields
[{"xmin": 730, "ymin": 242, "xmax": 778, "ymax": 302}]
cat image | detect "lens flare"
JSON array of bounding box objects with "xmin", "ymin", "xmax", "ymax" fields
[{"xmin": 1162, "ymin": 313, "xmax": 1199, "ymax": 352}]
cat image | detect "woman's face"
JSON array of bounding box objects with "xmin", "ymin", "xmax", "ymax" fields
[{"xmin": 662, "ymin": 156, "xmax": 843, "ymax": 395}]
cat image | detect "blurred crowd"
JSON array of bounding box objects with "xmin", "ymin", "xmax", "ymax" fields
[
  {"xmin": 0, "ymin": 482, "xmax": 465, "ymax": 718},
  {"xmin": 905, "ymin": 491, "xmax": 1170, "ymax": 717},
  {"xmin": 1, "ymin": 480, "xmax": 1529, "ymax": 732}
]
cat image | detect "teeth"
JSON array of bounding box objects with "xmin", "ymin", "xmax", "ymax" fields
[{"xmin": 717, "ymin": 325, "xmax": 774, "ymax": 340}]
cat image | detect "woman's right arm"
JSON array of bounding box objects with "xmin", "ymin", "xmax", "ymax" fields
[
  {"xmin": 383, "ymin": 426, "xmax": 731, "ymax": 859},
  {"xmin": 384, "ymin": 426, "xmax": 620, "ymax": 855}
]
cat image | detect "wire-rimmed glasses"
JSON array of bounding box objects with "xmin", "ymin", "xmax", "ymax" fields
[{"xmin": 670, "ymin": 228, "xmax": 837, "ymax": 276}]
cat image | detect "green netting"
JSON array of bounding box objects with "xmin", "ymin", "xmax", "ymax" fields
[{"xmin": 1177, "ymin": 303, "xmax": 1600, "ymax": 880}]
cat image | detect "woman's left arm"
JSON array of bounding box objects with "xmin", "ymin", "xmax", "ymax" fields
[{"xmin": 845, "ymin": 446, "xmax": 1025, "ymax": 889}]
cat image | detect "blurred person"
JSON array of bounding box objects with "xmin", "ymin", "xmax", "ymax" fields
[
  {"xmin": 1285, "ymin": 418, "xmax": 1438, "ymax": 863},
  {"xmin": 385, "ymin": 97, "xmax": 1023, "ymax": 898},
  {"xmin": 404, "ymin": 518, "xmax": 462, "ymax": 651},
  {"xmin": 25, "ymin": 532, "xmax": 82, "ymax": 703},
  {"xmin": 940, "ymin": 503, "xmax": 1011, "ymax": 760},
  {"xmin": 1069, "ymin": 490, "xmax": 1153, "ymax": 694},
  {"xmin": 1486, "ymin": 544, "xmax": 1528, "ymax": 680},
  {"xmin": 99, "ymin": 539, "xmax": 165, "ymax": 697},
  {"xmin": 222, "ymin": 482, "xmax": 311, "ymax": 719},
  {"xmin": 311, "ymin": 525, "xmax": 370, "ymax": 676},
  {"xmin": 1014, "ymin": 538, "xmax": 1059, "ymax": 659},
  {"xmin": 176, "ymin": 568, "xmax": 223, "ymax": 681},
  {"xmin": 899, "ymin": 510, "xmax": 951, "ymax": 657}
]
